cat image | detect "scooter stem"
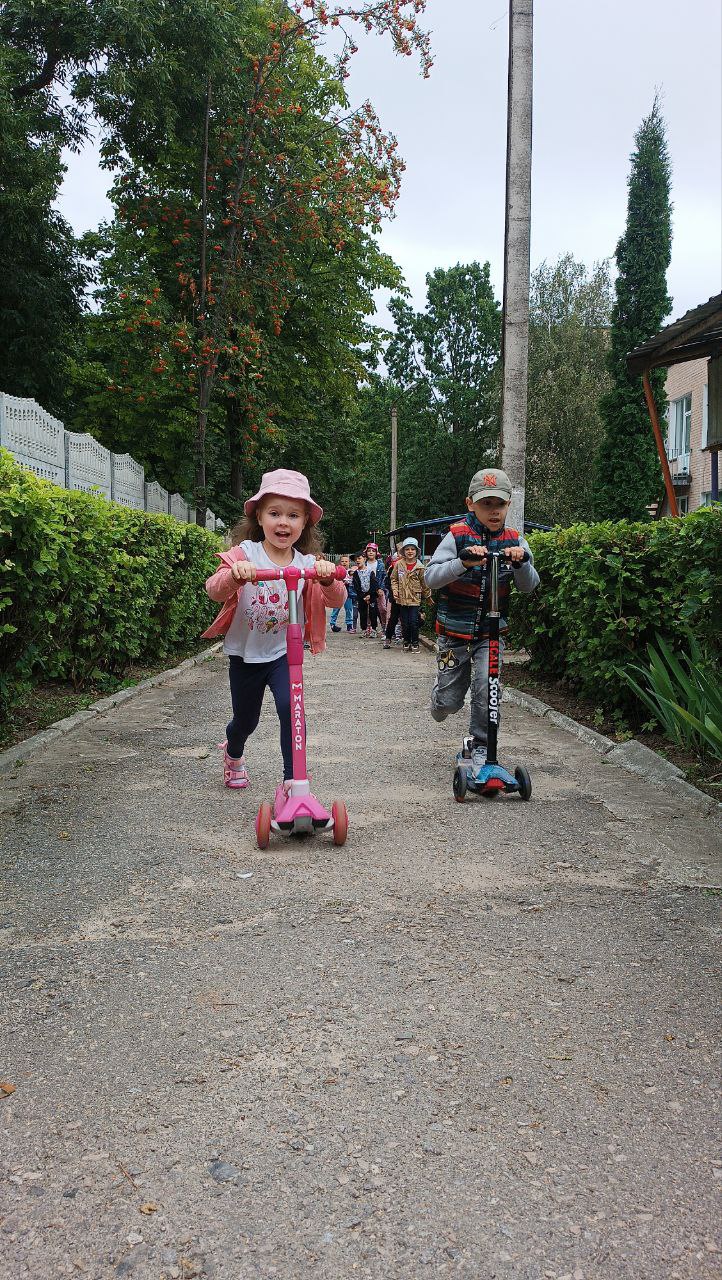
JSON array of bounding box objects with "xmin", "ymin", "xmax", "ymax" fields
[{"xmin": 284, "ymin": 576, "xmax": 308, "ymax": 783}]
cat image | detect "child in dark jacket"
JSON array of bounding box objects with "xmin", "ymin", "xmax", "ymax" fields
[{"xmin": 352, "ymin": 555, "xmax": 378, "ymax": 637}]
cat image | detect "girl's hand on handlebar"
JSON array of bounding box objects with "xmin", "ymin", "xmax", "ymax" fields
[
  {"xmin": 505, "ymin": 546, "xmax": 526, "ymax": 564},
  {"xmin": 231, "ymin": 560, "xmax": 257, "ymax": 584},
  {"xmin": 315, "ymin": 558, "xmax": 336, "ymax": 584}
]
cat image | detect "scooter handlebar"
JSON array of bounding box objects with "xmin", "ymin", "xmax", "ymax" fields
[
  {"xmin": 459, "ymin": 547, "xmax": 530, "ymax": 566},
  {"xmin": 252, "ymin": 563, "xmax": 348, "ymax": 583}
]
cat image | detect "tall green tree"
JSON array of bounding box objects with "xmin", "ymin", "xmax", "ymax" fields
[
  {"xmin": 594, "ymin": 96, "xmax": 672, "ymax": 519},
  {"xmin": 526, "ymin": 254, "xmax": 612, "ymax": 526},
  {"xmin": 385, "ymin": 262, "xmax": 502, "ymax": 517},
  {"xmin": 0, "ymin": 40, "xmax": 87, "ymax": 412}
]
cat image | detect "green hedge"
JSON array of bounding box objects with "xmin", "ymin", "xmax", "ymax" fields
[
  {"xmin": 0, "ymin": 450, "xmax": 220, "ymax": 719},
  {"xmin": 510, "ymin": 506, "xmax": 722, "ymax": 717}
]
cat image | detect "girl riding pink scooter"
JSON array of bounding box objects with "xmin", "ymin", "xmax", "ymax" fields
[{"xmin": 203, "ymin": 469, "xmax": 346, "ymax": 812}]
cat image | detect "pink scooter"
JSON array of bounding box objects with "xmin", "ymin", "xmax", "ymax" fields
[{"xmin": 252, "ymin": 563, "xmax": 349, "ymax": 849}]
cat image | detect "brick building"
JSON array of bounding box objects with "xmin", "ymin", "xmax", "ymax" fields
[
  {"xmin": 664, "ymin": 357, "xmax": 712, "ymax": 513},
  {"xmin": 627, "ymin": 293, "xmax": 722, "ymax": 517}
]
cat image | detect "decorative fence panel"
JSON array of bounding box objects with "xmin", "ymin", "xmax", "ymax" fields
[
  {"xmin": 1, "ymin": 392, "xmax": 222, "ymax": 529},
  {"xmin": 170, "ymin": 492, "xmax": 189, "ymax": 521},
  {"xmin": 64, "ymin": 431, "xmax": 112, "ymax": 499},
  {"xmin": 0, "ymin": 393, "xmax": 65, "ymax": 486},
  {"xmin": 110, "ymin": 453, "xmax": 145, "ymax": 509},
  {"xmin": 145, "ymin": 480, "xmax": 169, "ymax": 514}
]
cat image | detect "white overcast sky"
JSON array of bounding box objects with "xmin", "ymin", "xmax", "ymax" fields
[{"xmin": 57, "ymin": 0, "xmax": 722, "ymax": 328}]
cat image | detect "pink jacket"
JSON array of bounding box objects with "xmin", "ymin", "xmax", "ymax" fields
[{"xmin": 203, "ymin": 545, "xmax": 346, "ymax": 656}]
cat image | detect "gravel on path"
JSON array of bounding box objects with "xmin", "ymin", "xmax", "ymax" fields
[{"xmin": 1, "ymin": 632, "xmax": 720, "ymax": 1280}]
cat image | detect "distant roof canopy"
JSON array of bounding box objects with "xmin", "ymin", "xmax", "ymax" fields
[{"xmin": 626, "ymin": 293, "xmax": 722, "ymax": 376}]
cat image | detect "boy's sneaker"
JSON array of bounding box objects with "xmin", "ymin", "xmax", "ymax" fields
[
  {"xmin": 330, "ymin": 624, "xmax": 341, "ymax": 632},
  {"xmin": 346, "ymin": 625, "xmax": 353, "ymax": 632},
  {"xmin": 470, "ymin": 742, "xmax": 487, "ymax": 773},
  {"xmin": 383, "ymin": 638, "xmax": 392, "ymax": 649},
  {"xmin": 411, "ymin": 643, "xmax": 420, "ymax": 651},
  {"xmin": 403, "ymin": 642, "xmax": 411, "ymax": 651},
  {"xmin": 394, "ymin": 636, "xmax": 402, "ymax": 645}
]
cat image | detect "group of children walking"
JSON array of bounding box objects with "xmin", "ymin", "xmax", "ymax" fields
[
  {"xmin": 330, "ymin": 539, "xmax": 432, "ymax": 652},
  {"xmin": 204, "ymin": 465, "xmax": 539, "ymax": 793}
]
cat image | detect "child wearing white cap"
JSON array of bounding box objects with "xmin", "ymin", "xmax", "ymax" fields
[{"xmin": 386, "ymin": 537, "xmax": 432, "ymax": 651}]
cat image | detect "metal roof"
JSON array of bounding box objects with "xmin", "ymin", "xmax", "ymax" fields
[
  {"xmin": 386, "ymin": 514, "xmax": 551, "ymax": 537},
  {"xmin": 626, "ymin": 293, "xmax": 722, "ymax": 375}
]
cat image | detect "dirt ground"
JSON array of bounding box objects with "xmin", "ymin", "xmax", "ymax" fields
[{"xmin": 1, "ymin": 634, "xmax": 720, "ymax": 1279}]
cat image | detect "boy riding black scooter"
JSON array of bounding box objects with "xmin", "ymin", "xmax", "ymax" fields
[{"xmin": 424, "ymin": 467, "xmax": 540, "ymax": 798}]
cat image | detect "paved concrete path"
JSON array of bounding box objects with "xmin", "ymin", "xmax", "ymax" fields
[{"xmin": 1, "ymin": 633, "xmax": 720, "ymax": 1280}]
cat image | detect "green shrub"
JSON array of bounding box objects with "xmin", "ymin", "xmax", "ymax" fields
[
  {"xmin": 0, "ymin": 450, "xmax": 220, "ymax": 719},
  {"xmin": 510, "ymin": 506, "xmax": 722, "ymax": 717},
  {"xmin": 618, "ymin": 631, "xmax": 722, "ymax": 759}
]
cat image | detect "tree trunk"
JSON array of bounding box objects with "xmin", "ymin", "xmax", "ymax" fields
[
  {"xmin": 194, "ymin": 372, "xmax": 211, "ymax": 527},
  {"xmin": 193, "ymin": 78, "xmax": 213, "ymax": 528},
  {"xmin": 500, "ymin": 0, "xmax": 533, "ymax": 533},
  {"xmin": 226, "ymin": 398, "xmax": 243, "ymax": 501}
]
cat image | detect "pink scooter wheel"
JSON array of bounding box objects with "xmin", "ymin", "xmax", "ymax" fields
[
  {"xmin": 256, "ymin": 802, "xmax": 272, "ymax": 849},
  {"xmin": 331, "ymin": 801, "xmax": 348, "ymax": 847}
]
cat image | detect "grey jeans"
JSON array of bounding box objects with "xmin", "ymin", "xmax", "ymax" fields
[{"xmin": 430, "ymin": 635, "xmax": 505, "ymax": 745}]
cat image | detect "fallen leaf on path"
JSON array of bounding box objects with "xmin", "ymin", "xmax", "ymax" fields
[
  {"xmin": 0, "ymin": 1082, "xmax": 16, "ymax": 1096},
  {"xmin": 139, "ymin": 1202, "xmax": 158, "ymax": 1214},
  {"xmin": 57, "ymin": 831, "xmax": 71, "ymax": 840}
]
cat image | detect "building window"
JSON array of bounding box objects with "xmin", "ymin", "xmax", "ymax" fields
[
  {"xmin": 677, "ymin": 494, "xmax": 689, "ymax": 515},
  {"xmin": 702, "ymin": 383, "xmax": 709, "ymax": 448},
  {"xmin": 668, "ymin": 394, "xmax": 692, "ymax": 460}
]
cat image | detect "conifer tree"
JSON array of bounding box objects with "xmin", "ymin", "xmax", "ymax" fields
[{"xmin": 594, "ymin": 96, "xmax": 672, "ymax": 519}]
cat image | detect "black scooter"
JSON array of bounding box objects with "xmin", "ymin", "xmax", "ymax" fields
[{"xmin": 452, "ymin": 547, "xmax": 532, "ymax": 802}]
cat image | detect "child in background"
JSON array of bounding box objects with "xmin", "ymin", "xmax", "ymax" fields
[
  {"xmin": 388, "ymin": 536, "xmax": 432, "ymax": 651},
  {"xmin": 348, "ymin": 555, "xmax": 363, "ymax": 631},
  {"xmin": 352, "ymin": 552, "xmax": 378, "ymax": 637},
  {"xmin": 383, "ymin": 547, "xmax": 402, "ymax": 647},
  {"xmin": 364, "ymin": 542, "xmax": 387, "ymax": 634},
  {"xmin": 330, "ymin": 555, "xmax": 354, "ymax": 632},
  {"xmin": 424, "ymin": 467, "xmax": 539, "ymax": 773},
  {"xmin": 203, "ymin": 469, "xmax": 346, "ymax": 797}
]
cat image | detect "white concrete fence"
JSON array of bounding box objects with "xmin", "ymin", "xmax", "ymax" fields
[{"xmin": 0, "ymin": 392, "xmax": 222, "ymax": 530}]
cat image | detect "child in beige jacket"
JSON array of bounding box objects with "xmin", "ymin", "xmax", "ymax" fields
[{"xmin": 388, "ymin": 537, "xmax": 432, "ymax": 651}]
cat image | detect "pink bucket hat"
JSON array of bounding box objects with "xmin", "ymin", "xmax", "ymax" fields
[{"xmin": 244, "ymin": 468, "xmax": 323, "ymax": 525}]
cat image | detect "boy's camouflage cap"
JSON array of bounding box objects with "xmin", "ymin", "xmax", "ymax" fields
[{"xmin": 468, "ymin": 468, "xmax": 512, "ymax": 502}]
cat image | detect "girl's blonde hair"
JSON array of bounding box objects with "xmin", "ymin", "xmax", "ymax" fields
[{"xmin": 230, "ymin": 498, "xmax": 324, "ymax": 556}]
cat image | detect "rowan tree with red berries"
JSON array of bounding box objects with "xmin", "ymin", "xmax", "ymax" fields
[{"xmin": 60, "ymin": 0, "xmax": 431, "ymax": 523}]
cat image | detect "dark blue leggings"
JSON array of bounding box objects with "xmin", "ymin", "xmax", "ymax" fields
[
  {"xmin": 227, "ymin": 654, "xmax": 293, "ymax": 779},
  {"xmin": 400, "ymin": 605, "xmax": 420, "ymax": 646}
]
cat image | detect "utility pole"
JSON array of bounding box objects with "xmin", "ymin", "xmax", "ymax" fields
[
  {"xmin": 390, "ymin": 402, "xmax": 398, "ymax": 531},
  {"xmin": 500, "ymin": 0, "xmax": 533, "ymax": 533}
]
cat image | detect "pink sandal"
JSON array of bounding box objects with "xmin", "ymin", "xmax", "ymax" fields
[{"xmin": 219, "ymin": 742, "xmax": 249, "ymax": 789}]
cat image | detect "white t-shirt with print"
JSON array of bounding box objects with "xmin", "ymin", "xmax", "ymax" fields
[{"xmin": 223, "ymin": 541, "xmax": 316, "ymax": 662}]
